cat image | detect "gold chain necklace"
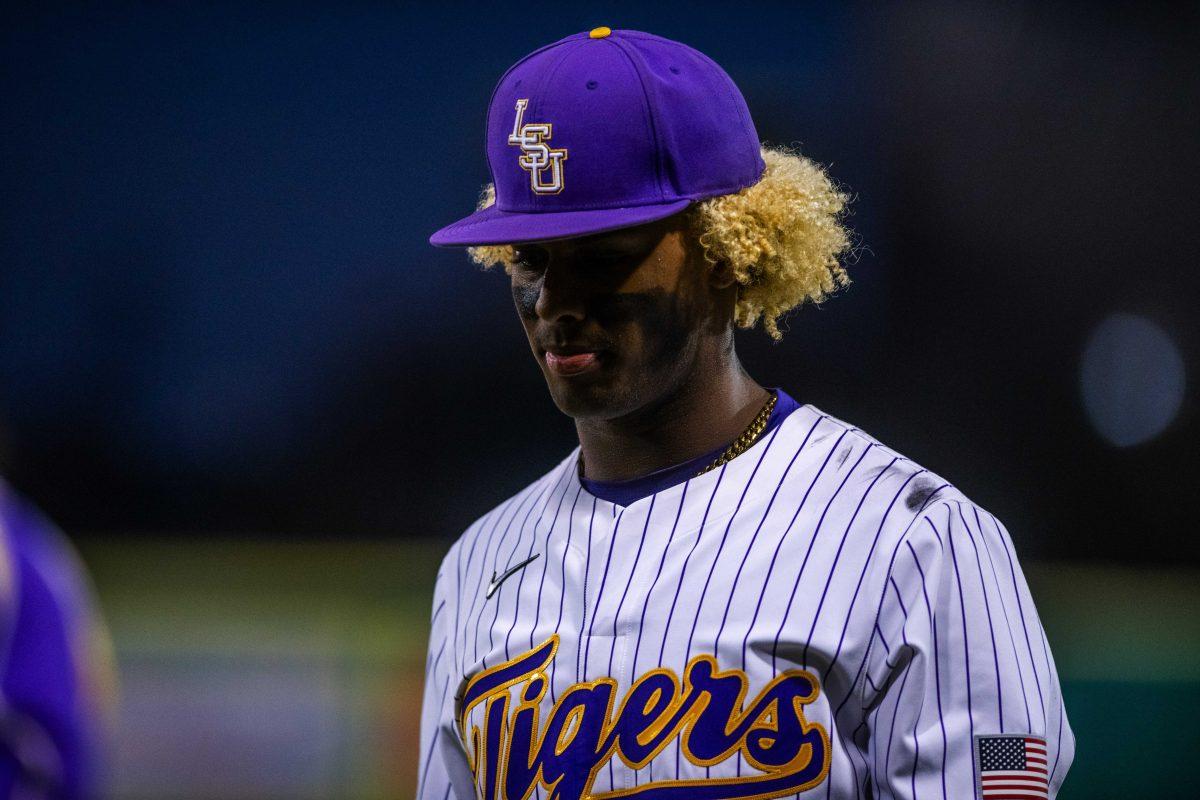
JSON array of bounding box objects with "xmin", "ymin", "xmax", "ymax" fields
[
  {"xmin": 694, "ymin": 391, "xmax": 777, "ymax": 477},
  {"xmin": 576, "ymin": 390, "xmax": 778, "ymax": 481}
]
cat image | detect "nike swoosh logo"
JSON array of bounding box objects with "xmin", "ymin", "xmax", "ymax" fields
[{"xmin": 486, "ymin": 553, "xmax": 540, "ymax": 599}]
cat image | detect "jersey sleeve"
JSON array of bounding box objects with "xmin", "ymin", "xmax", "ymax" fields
[
  {"xmin": 416, "ymin": 551, "xmax": 475, "ymax": 800},
  {"xmin": 862, "ymin": 499, "xmax": 1075, "ymax": 799}
]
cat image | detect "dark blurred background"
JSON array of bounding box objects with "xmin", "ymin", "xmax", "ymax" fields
[{"xmin": 1, "ymin": 2, "xmax": 1196, "ymax": 798}]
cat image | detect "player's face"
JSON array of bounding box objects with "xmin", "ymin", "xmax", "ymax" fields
[{"xmin": 509, "ymin": 212, "xmax": 719, "ymax": 420}]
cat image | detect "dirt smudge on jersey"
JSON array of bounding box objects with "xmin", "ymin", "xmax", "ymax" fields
[{"xmin": 905, "ymin": 478, "xmax": 941, "ymax": 512}]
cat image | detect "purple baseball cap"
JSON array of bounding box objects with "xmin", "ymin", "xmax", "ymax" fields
[{"xmin": 429, "ymin": 27, "xmax": 766, "ymax": 247}]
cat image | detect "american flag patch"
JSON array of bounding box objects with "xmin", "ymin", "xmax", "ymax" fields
[{"xmin": 975, "ymin": 734, "xmax": 1049, "ymax": 799}]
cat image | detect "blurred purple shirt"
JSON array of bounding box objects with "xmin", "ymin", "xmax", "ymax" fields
[{"xmin": 0, "ymin": 481, "xmax": 113, "ymax": 799}]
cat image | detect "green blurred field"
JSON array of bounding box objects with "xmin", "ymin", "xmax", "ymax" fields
[{"xmin": 77, "ymin": 539, "xmax": 1199, "ymax": 799}]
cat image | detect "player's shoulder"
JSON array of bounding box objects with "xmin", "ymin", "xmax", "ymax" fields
[
  {"xmin": 796, "ymin": 402, "xmax": 977, "ymax": 518},
  {"xmin": 434, "ymin": 448, "xmax": 578, "ymax": 578},
  {"xmin": 798, "ymin": 402, "xmax": 1015, "ymax": 552}
]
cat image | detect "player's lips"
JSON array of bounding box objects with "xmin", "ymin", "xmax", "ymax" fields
[
  {"xmin": 543, "ymin": 346, "xmax": 605, "ymax": 376},
  {"xmin": 544, "ymin": 351, "xmax": 602, "ymax": 376}
]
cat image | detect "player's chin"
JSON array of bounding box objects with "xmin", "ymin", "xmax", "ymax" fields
[{"xmin": 540, "ymin": 360, "xmax": 627, "ymax": 418}]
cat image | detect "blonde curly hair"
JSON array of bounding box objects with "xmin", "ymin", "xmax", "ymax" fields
[{"xmin": 467, "ymin": 144, "xmax": 854, "ymax": 340}]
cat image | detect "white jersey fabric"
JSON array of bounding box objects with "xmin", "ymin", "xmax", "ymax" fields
[{"xmin": 417, "ymin": 403, "xmax": 1074, "ymax": 800}]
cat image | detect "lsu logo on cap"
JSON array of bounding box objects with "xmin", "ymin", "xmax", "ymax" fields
[{"xmin": 508, "ymin": 99, "xmax": 567, "ymax": 195}]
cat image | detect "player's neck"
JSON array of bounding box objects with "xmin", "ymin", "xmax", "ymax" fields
[{"xmin": 574, "ymin": 357, "xmax": 768, "ymax": 483}]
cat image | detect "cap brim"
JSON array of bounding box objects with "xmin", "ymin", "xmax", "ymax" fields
[{"xmin": 429, "ymin": 199, "xmax": 694, "ymax": 247}]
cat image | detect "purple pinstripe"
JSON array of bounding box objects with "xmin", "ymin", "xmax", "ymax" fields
[
  {"xmin": 990, "ymin": 509, "xmax": 1047, "ymax": 725},
  {"xmin": 715, "ymin": 415, "xmax": 825, "ymax": 657},
  {"xmin": 658, "ymin": 464, "xmax": 729, "ymax": 779},
  {"xmin": 906, "ymin": 539, "xmax": 948, "ymax": 800},
  {"xmin": 631, "ymin": 484, "xmax": 688, "ymax": 788},
  {"xmin": 741, "ymin": 423, "xmax": 844, "ymax": 671},
  {"xmin": 581, "ymin": 507, "xmax": 626, "ymax": 676},
  {"xmin": 882, "ymin": 577, "xmax": 915, "ymax": 800},
  {"xmin": 681, "ymin": 428, "xmax": 781, "ymax": 781},
  {"xmin": 657, "ymin": 465, "xmax": 728, "ymax": 668},
  {"xmin": 631, "ymin": 483, "xmax": 687, "ymax": 673},
  {"xmin": 817, "ymin": 462, "xmax": 927, "ymax": 800},
  {"xmin": 603, "ymin": 495, "xmax": 656, "ymax": 790},
  {"xmin": 802, "ymin": 455, "xmax": 899, "ymax": 671},
  {"xmin": 940, "ymin": 504, "xmax": 977, "ymax": 783},
  {"xmin": 608, "ymin": 495, "xmax": 656, "ymax": 675},
  {"xmin": 526, "ymin": 474, "xmax": 579, "ymax": 652},
  {"xmin": 685, "ymin": 426, "xmax": 781, "ymax": 661},
  {"xmin": 574, "ymin": 496, "xmax": 599, "ymax": 683},
  {"xmin": 772, "ymin": 441, "xmax": 876, "ymax": 673},
  {"xmin": 453, "ymin": 513, "xmax": 494, "ymax": 672},
  {"xmin": 1049, "ymin": 652, "xmax": 1066, "ymax": 784},
  {"xmin": 957, "ymin": 502, "xmax": 1004, "ymax": 731},
  {"xmin": 896, "ymin": 577, "xmax": 921, "ymax": 800},
  {"xmin": 477, "ymin": 479, "xmax": 554, "ymax": 666},
  {"xmin": 973, "ymin": 504, "xmax": 1033, "ymax": 731},
  {"xmin": 462, "ymin": 486, "xmax": 534, "ymax": 665},
  {"xmin": 823, "ymin": 470, "xmax": 931, "ymax": 800},
  {"xmin": 426, "ymin": 598, "xmax": 446, "ymax": 672},
  {"xmin": 416, "ymin": 641, "xmax": 449, "ymax": 799},
  {"xmin": 830, "ymin": 471, "xmax": 933, "ymax": 713},
  {"xmin": 500, "ymin": 462, "xmax": 574, "ymax": 659},
  {"xmin": 548, "ymin": 486, "xmax": 584, "ymax": 705}
]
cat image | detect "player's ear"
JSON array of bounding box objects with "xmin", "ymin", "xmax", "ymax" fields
[
  {"xmin": 685, "ymin": 224, "xmax": 738, "ymax": 292},
  {"xmin": 707, "ymin": 257, "xmax": 740, "ymax": 291}
]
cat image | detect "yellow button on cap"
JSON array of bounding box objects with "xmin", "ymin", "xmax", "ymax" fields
[{"xmin": 589, "ymin": 26, "xmax": 612, "ymax": 39}]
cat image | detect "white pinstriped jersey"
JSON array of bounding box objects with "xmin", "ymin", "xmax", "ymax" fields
[{"xmin": 417, "ymin": 403, "xmax": 1074, "ymax": 800}]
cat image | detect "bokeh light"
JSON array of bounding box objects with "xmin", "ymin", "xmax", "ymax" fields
[{"xmin": 1080, "ymin": 312, "xmax": 1185, "ymax": 447}]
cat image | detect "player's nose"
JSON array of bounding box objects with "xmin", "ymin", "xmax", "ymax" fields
[{"xmin": 534, "ymin": 258, "xmax": 588, "ymax": 324}]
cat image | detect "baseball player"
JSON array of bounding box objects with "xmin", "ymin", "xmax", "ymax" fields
[{"xmin": 419, "ymin": 27, "xmax": 1073, "ymax": 800}]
